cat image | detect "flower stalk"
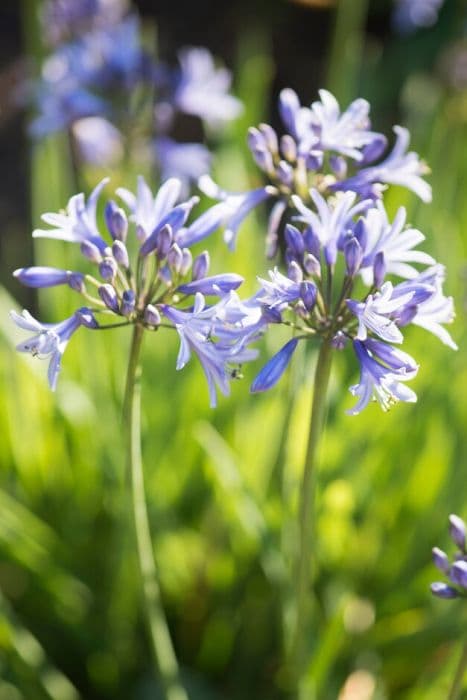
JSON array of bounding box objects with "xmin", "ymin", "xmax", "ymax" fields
[
  {"xmin": 448, "ymin": 639, "xmax": 467, "ymax": 700},
  {"xmin": 123, "ymin": 324, "xmax": 188, "ymax": 700},
  {"xmin": 289, "ymin": 339, "xmax": 333, "ymax": 679}
]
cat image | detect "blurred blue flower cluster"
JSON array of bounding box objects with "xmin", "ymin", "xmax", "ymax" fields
[
  {"xmin": 392, "ymin": 0, "xmax": 446, "ymax": 34},
  {"xmin": 431, "ymin": 515, "xmax": 467, "ymax": 599},
  {"xmin": 32, "ymin": 0, "xmax": 242, "ymax": 186},
  {"xmin": 204, "ymin": 89, "xmax": 456, "ymax": 413}
]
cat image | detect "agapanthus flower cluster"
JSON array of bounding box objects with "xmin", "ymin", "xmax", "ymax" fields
[
  {"xmin": 202, "ymin": 88, "xmax": 456, "ymax": 413},
  {"xmin": 202, "ymin": 89, "xmax": 430, "ymax": 255},
  {"xmin": 392, "ymin": 0, "xmax": 446, "ymax": 34},
  {"xmin": 31, "ymin": 0, "xmax": 242, "ymax": 186},
  {"xmin": 12, "ymin": 177, "xmax": 262, "ymax": 406},
  {"xmin": 431, "ymin": 515, "xmax": 467, "ymax": 599}
]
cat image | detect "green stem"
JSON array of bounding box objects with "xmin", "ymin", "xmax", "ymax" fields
[
  {"xmin": 447, "ymin": 640, "xmax": 467, "ymax": 700},
  {"xmin": 326, "ymin": 0, "xmax": 369, "ymax": 104},
  {"xmin": 123, "ymin": 325, "xmax": 188, "ymax": 700},
  {"xmin": 289, "ymin": 340, "xmax": 333, "ymax": 683}
]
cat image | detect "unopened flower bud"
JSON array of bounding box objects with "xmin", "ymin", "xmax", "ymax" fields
[
  {"xmin": 105, "ymin": 200, "xmax": 128, "ymax": 241},
  {"xmin": 300, "ymin": 281, "xmax": 317, "ymax": 311},
  {"xmin": 98, "ymin": 284, "xmax": 119, "ymax": 312},
  {"xmin": 252, "ymin": 147, "xmax": 274, "ymax": 174},
  {"xmin": 192, "ymin": 251, "xmax": 210, "ymax": 281},
  {"xmin": 276, "ymin": 160, "xmax": 293, "ymax": 187},
  {"xmin": 99, "ymin": 257, "xmax": 118, "ymax": 281},
  {"xmin": 430, "ymin": 582, "xmax": 459, "ymax": 599},
  {"xmin": 259, "ymin": 123, "xmax": 279, "ymax": 154},
  {"xmin": 451, "ymin": 561, "xmax": 467, "ymax": 588},
  {"xmin": 303, "ymin": 226, "xmax": 321, "ymax": 260},
  {"xmin": 280, "ymin": 134, "xmax": 297, "ymax": 162},
  {"xmin": 306, "ymin": 150, "xmax": 323, "ymax": 171},
  {"xmin": 344, "ymin": 237, "xmax": 363, "ymax": 277},
  {"xmin": 76, "ymin": 307, "xmax": 98, "ymax": 329},
  {"xmin": 432, "ymin": 547, "xmax": 450, "ymax": 574},
  {"xmin": 180, "ymin": 248, "xmax": 192, "ymax": 276},
  {"xmin": 144, "ymin": 304, "xmax": 161, "ymax": 327},
  {"xmin": 112, "ymin": 240, "xmax": 129, "ymax": 269},
  {"xmin": 373, "ymin": 251, "xmax": 386, "ymax": 288},
  {"xmin": 80, "ymin": 240, "xmax": 102, "ymax": 263},
  {"xmin": 121, "ymin": 289, "xmax": 136, "ymax": 317},
  {"xmin": 167, "ymin": 243, "xmax": 183, "ymax": 273},
  {"xmin": 157, "ymin": 225, "xmax": 173, "ymax": 259},
  {"xmin": 68, "ymin": 272, "xmax": 85, "ymax": 293},
  {"xmin": 449, "ymin": 514, "xmax": 466, "ymax": 552},
  {"xmin": 158, "ymin": 265, "xmax": 172, "ymax": 285},
  {"xmin": 288, "ymin": 260, "xmax": 303, "ymax": 284},
  {"xmin": 331, "ymin": 331, "xmax": 347, "ymax": 350},
  {"xmin": 303, "ymin": 253, "xmax": 321, "ymax": 278},
  {"xmin": 285, "ymin": 224, "xmax": 305, "ymax": 256}
]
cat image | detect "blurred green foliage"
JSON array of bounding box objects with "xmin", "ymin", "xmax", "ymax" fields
[{"xmin": 1, "ymin": 0, "xmax": 467, "ymax": 698}]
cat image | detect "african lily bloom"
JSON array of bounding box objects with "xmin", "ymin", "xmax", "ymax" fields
[{"xmin": 12, "ymin": 177, "xmax": 261, "ymax": 405}]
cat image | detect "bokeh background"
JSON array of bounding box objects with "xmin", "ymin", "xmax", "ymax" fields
[{"xmin": 0, "ymin": 0, "xmax": 466, "ymax": 698}]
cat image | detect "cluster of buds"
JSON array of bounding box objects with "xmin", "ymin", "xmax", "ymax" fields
[{"xmin": 431, "ymin": 515, "xmax": 467, "ymax": 599}]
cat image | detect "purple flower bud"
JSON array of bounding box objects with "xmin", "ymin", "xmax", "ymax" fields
[
  {"xmin": 276, "ymin": 160, "xmax": 293, "ymax": 187},
  {"xmin": 300, "ymin": 281, "xmax": 317, "ymax": 311},
  {"xmin": 178, "ymin": 274, "xmax": 243, "ymax": 296},
  {"xmin": 262, "ymin": 306, "xmax": 282, "ymax": 324},
  {"xmin": 192, "ymin": 251, "xmax": 210, "ymax": 281},
  {"xmin": 353, "ymin": 217, "xmax": 368, "ymax": 250},
  {"xmin": 121, "ymin": 289, "xmax": 136, "ymax": 317},
  {"xmin": 331, "ymin": 331, "xmax": 347, "ymax": 350},
  {"xmin": 259, "ymin": 123, "xmax": 278, "ymax": 154},
  {"xmin": 144, "ymin": 304, "xmax": 161, "ymax": 327},
  {"xmin": 105, "ymin": 200, "xmax": 128, "ymax": 241},
  {"xmin": 252, "ymin": 147, "xmax": 274, "ymax": 174},
  {"xmin": 430, "ymin": 582, "xmax": 459, "ymax": 599},
  {"xmin": 285, "ymin": 224, "xmax": 305, "ymax": 256},
  {"xmin": 112, "ymin": 240, "xmax": 129, "ymax": 269},
  {"xmin": 449, "ymin": 514, "xmax": 466, "ymax": 551},
  {"xmin": 432, "ymin": 547, "xmax": 450, "ymax": 574},
  {"xmin": 180, "ymin": 248, "xmax": 192, "ymax": 276},
  {"xmin": 81, "ymin": 240, "xmax": 102, "ymax": 263},
  {"xmin": 303, "ymin": 226, "xmax": 321, "ymax": 260},
  {"xmin": 306, "ymin": 150, "xmax": 323, "ymax": 171},
  {"xmin": 303, "ymin": 253, "xmax": 321, "ymax": 278},
  {"xmin": 450, "ymin": 561, "xmax": 467, "ymax": 588},
  {"xmin": 288, "ymin": 260, "xmax": 303, "ymax": 284},
  {"xmin": 251, "ymin": 338, "xmax": 300, "ymax": 393},
  {"xmin": 68, "ymin": 273, "xmax": 85, "ymax": 293},
  {"xmin": 247, "ymin": 127, "xmax": 264, "ymax": 152},
  {"xmin": 140, "ymin": 224, "xmax": 172, "ymax": 258},
  {"xmin": 76, "ymin": 307, "xmax": 99, "ymax": 329},
  {"xmin": 158, "ymin": 265, "xmax": 172, "ymax": 286},
  {"xmin": 373, "ymin": 251, "xmax": 386, "ymax": 288},
  {"xmin": 280, "ymin": 134, "xmax": 297, "ymax": 162},
  {"xmin": 167, "ymin": 243, "xmax": 183, "ymax": 273},
  {"xmin": 330, "ymin": 155, "xmax": 347, "ymax": 179},
  {"xmin": 99, "ymin": 257, "xmax": 118, "ymax": 281},
  {"xmin": 344, "ymin": 237, "xmax": 363, "ymax": 277},
  {"xmin": 136, "ymin": 224, "xmax": 146, "ymax": 241},
  {"xmin": 98, "ymin": 284, "xmax": 119, "ymax": 312},
  {"xmin": 157, "ymin": 225, "xmax": 173, "ymax": 259}
]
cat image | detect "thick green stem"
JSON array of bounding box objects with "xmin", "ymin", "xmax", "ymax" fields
[
  {"xmin": 123, "ymin": 325, "xmax": 188, "ymax": 700},
  {"xmin": 447, "ymin": 640, "xmax": 467, "ymax": 700},
  {"xmin": 289, "ymin": 340, "xmax": 333, "ymax": 683}
]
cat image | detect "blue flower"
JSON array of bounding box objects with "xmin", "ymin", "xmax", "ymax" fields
[
  {"xmin": 155, "ymin": 137, "xmax": 212, "ymax": 195},
  {"xmin": 72, "ymin": 116, "xmax": 123, "ymax": 167},
  {"xmin": 347, "ymin": 339, "xmax": 418, "ymax": 414},
  {"xmin": 335, "ymin": 126, "xmax": 432, "ymax": 202},
  {"xmin": 347, "ymin": 282, "xmax": 415, "ymax": 344},
  {"xmin": 160, "ymin": 292, "xmax": 260, "ymax": 407},
  {"xmin": 13, "ymin": 266, "xmax": 84, "ymax": 291},
  {"xmin": 33, "ymin": 177, "xmax": 109, "ymax": 249},
  {"xmin": 257, "ymin": 268, "xmax": 301, "ymax": 310},
  {"xmin": 174, "ymin": 47, "xmax": 243, "ymax": 127},
  {"xmin": 11, "ymin": 308, "xmax": 98, "ymax": 390},
  {"xmin": 393, "ymin": 0, "xmax": 445, "ymax": 35}
]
